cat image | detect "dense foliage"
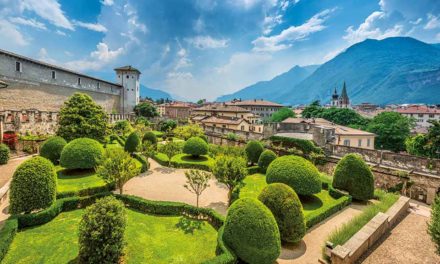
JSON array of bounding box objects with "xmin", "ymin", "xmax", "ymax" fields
[
  {"xmin": 332, "ymin": 154, "xmax": 374, "ymax": 201},
  {"xmin": 183, "ymin": 137, "xmax": 208, "ymax": 158},
  {"xmin": 9, "ymin": 156, "xmax": 57, "ymax": 214},
  {"xmin": 258, "ymin": 149, "xmax": 277, "ymax": 173},
  {"xmin": 173, "ymin": 124, "xmax": 205, "ymax": 140},
  {"xmin": 301, "ymin": 101, "xmax": 368, "ymax": 127},
  {"xmin": 208, "ymin": 144, "xmax": 245, "ymax": 159},
  {"xmin": 258, "ymin": 183, "xmax": 306, "ymax": 243},
  {"xmin": 40, "ymin": 136, "xmax": 67, "ymax": 164},
  {"xmin": 0, "ymin": 143, "xmax": 9, "ymax": 165},
  {"xmin": 112, "ymin": 120, "xmax": 133, "ymax": 136},
  {"xmin": 406, "ymin": 120, "xmax": 440, "ymax": 158},
  {"xmin": 271, "ymin": 107, "xmax": 296, "ymax": 122},
  {"xmin": 159, "ymin": 141, "xmax": 182, "ymax": 165},
  {"xmin": 212, "ymin": 155, "xmax": 248, "ymax": 204},
  {"xmin": 57, "ymin": 92, "xmax": 108, "ymax": 142},
  {"xmin": 60, "ymin": 138, "xmax": 104, "ymax": 169},
  {"xmin": 159, "ymin": 119, "xmax": 177, "ymax": 132},
  {"xmin": 124, "ymin": 132, "xmax": 141, "ymax": 153},
  {"xmin": 428, "ymin": 195, "xmax": 440, "ymax": 254},
  {"xmin": 367, "ymin": 111, "xmax": 414, "ymax": 152},
  {"xmin": 245, "ymin": 140, "xmax": 264, "ymax": 165},
  {"xmin": 79, "ymin": 196, "xmax": 127, "ymax": 264},
  {"xmin": 266, "ymin": 155, "xmax": 321, "ymax": 196},
  {"xmin": 223, "ymin": 198, "xmax": 280, "ymax": 264},
  {"xmin": 133, "ymin": 102, "xmax": 159, "ymax": 118}
]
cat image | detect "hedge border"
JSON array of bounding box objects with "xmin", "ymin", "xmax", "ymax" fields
[
  {"xmin": 56, "ymin": 183, "xmax": 115, "ymax": 199},
  {"xmin": 269, "ymin": 136, "xmax": 322, "ymax": 155},
  {"xmin": 132, "ymin": 153, "xmax": 149, "ymax": 173},
  {"xmin": 153, "ymin": 153, "xmax": 214, "ymax": 171}
]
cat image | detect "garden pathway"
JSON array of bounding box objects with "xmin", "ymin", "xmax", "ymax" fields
[
  {"xmin": 0, "ymin": 156, "xmax": 31, "ymax": 188},
  {"xmin": 124, "ymin": 159, "xmax": 230, "ymax": 215}
]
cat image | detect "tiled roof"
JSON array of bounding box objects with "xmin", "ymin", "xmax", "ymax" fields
[
  {"xmin": 227, "ymin": 99, "xmax": 283, "ymax": 107},
  {"xmin": 396, "ymin": 105, "xmax": 440, "ymax": 114},
  {"xmin": 201, "ymin": 116, "xmax": 248, "ymax": 125},
  {"xmin": 114, "ymin": 65, "xmax": 141, "ymax": 73},
  {"xmin": 282, "ymin": 117, "xmax": 375, "ymax": 136},
  {"xmin": 193, "ymin": 104, "xmax": 250, "ymax": 113}
]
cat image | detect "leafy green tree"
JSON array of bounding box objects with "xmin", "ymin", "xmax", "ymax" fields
[
  {"xmin": 124, "ymin": 132, "xmax": 141, "ymax": 154},
  {"xmin": 212, "ymin": 155, "xmax": 248, "ymax": 205},
  {"xmin": 183, "ymin": 137, "xmax": 208, "ymax": 158},
  {"xmin": 184, "ymin": 169, "xmax": 211, "ymax": 207},
  {"xmin": 57, "ymin": 92, "xmax": 108, "ymax": 142},
  {"xmin": 0, "ymin": 143, "xmax": 10, "ymax": 165},
  {"xmin": 96, "ymin": 148, "xmax": 141, "ymax": 194},
  {"xmin": 245, "ymin": 140, "xmax": 264, "ymax": 165},
  {"xmin": 429, "ymin": 195, "xmax": 440, "ymax": 255},
  {"xmin": 367, "ymin": 111, "xmax": 414, "ymax": 152},
  {"xmin": 159, "ymin": 119, "xmax": 177, "ymax": 132},
  {"xmin": 301, "ymin": 100, "xmax": 324, "ymax": 118},
  {"xmin": 173, "ymin": 124, "xmax": 205, "ymax": 140},
  {"xmin": 196, "ymin": 99, "xmax": 205, "ymax": 105},
  {"xmin": 160, "ymin": 141, "xmax": 181, "ymax": 166},
  {"xmin": 425, "ymin": 120, "xmax": 440, "ymax": 158},
  {"xmin": 405, "ymin": 134, "xmax": 429, "ymax": 157},
  {"xmin": 133, "ymin": 102, "xmax": 159, "ymax": 118},
  {"xmin": 271, "ymin": 107, "xmax": 296, "ymax": 122},
  {"xmin": 320, "ymin": 107, "xmax": 368, "ymax": 127},
  {"xmin": 113, "ymin": 120, "xmax": 133, "ymax": 136}
]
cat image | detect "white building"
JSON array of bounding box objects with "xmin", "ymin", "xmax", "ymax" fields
[
  {"xmin": 396, "ymin": 105, "xmax": 440, "ymax": 132},
  {"xmin": 115, "ymin": 66, "xmax": 141, "ymax": 114}
]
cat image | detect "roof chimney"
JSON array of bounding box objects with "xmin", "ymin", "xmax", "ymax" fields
[{"xmin": 254, "ymin": 99, "xmax": 257, "ymax": 102}]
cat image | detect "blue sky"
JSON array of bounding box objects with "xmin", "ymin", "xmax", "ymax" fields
[{"xmin": 0, "ymin": 0, "xmax": 439, "ymax": 101}]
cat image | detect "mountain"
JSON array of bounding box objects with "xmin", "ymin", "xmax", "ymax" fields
[
  {"xmin": 274, "ymin": 37, "xmax": 440, "ymax": 105},
  {"xmin": 216, "ymin": 65, "xmax": 319, "ymax": 102},
  {"xmin": 140, "ymin": 85, "xmax": 172, "ymax": 100}
]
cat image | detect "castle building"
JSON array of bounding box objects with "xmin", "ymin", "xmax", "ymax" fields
[
  {"xmin": 0, "ymin": 49, "xmax": 139, "ymax": 113},
  {"xmin": 331, "ymin": 82, "xmax": 350, "ymax": 108}
]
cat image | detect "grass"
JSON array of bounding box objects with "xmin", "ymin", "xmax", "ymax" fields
[
  {"xmin": 171, "ymin": 154, "xmax": 215, "ymax": 169},
  {"xmin": 325, "ymin": 189, "xmax": 399, "ymax": 247},
  {"xmin": 3, "ymin": 209, "xmax": 218, "ymax": 264},
  {"xmin": 56, "ymin": 167, "xmax": 107, "ymax": 193}
]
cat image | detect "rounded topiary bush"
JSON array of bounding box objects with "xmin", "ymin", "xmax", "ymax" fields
[
  {"xmin": 266, "ymin": 155, "xmax": 321, "ymax": 196},
  {"xmin": 245, "ymin": 140, "xmax": 264, "ymax": 165},
  {"xmin": 60, "ymin": 138, "xmax": 103, "ymax": 170},
  {"xmin": 142, "ymin": 131, "xmax": 157, "ymax": 145},
  {"xmin": 125, "ymin": 132, "xmax": 141, "ymax": 153},
  {"xmin": 333, "ymin": 153, "xmax": 374, "ymax": 201},
  {"xmin": 183, "ymin": 137, "xmax": 208, "ymax": 158},
  {"xmin": 258, "ymin": 183, "xmax": 306, "ymax": 243},
  {"xmin": 223, "ymin": 198, "xmax": 280, "ymax": 264},
  {"xmin": 0, "ymin": 143, "xmax": 10, "ymax": 165},
  {"xmin": 79, "ymin": 196, "xmax": 126, "ymax": 264},
  {"xmin": 9, "ymin": 156, "xmax": 57, "ymax": 214},
  {"xmin": 258, "ymin": 149, "xmax": 277, "ymax": 173},
  {"xmin": 40, "ymin": 136, "xmax": 67, "ymax": 164}
]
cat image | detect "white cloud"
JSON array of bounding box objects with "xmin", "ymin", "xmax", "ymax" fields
[
  {"xmin": 9, "ymin": 17, "xmax": 47, "ymax": 30},
  {"xmin": 55, "ymin": 29, "xmax": 67, "ymax": 36},
  {"xmin": 252, "ymin": 8, "xmax": 335, "ymax": 52},
  {"xmin": 73, "ymin": 21, "xmax": 107, "ymax": 32},
  {"xmin": 262, "ymin": 14, "xmax": 283, "ymax": 35},
  {"xmin": 323, "ymin": 48, "xmax": 344, "ymax": 61},
  {"xmin": 37, "ymin": 48, "xmax": 57, "ymax": 64},
  {"xmin": 100, "ymin": 0, "xmax": 114, "ymax": 6},
  {"xmin": 424, "ymin": 13, "xmax": 440, "ymax": 30},
  {"xmin": 19, "ymin": 0, "xmax": 73, "ymax": 30},
  {"xmin": 186, "ymin": 35, "xmax": 229, "ymax": 49},
  {"xmin": 64, "ymin": 42, "xmax": 124, "ymax": 71},
  {"xmin": 410, "ymin": 18, "xmax": 423, "ymax": 25},
  {"xmin": 0, "ymin": 19, "xmax": 28, "ymax": 46},
  {"xmin": 175, "ymin": 48, "xmax": 192, "ymax": 69}
]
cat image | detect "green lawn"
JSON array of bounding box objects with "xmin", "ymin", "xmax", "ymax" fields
[
  {"xmin": 3, "ymin": 209, "xmax": 218, "ymax": 264},
  {"xmin": 170, "ymin": 154, "xmax": 215, "ymax": 168}
]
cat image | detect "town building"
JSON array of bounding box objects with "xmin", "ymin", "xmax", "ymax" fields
[
  {"xmin": 396, "ymin": 105, "xmax": 440, "ymax": 132},
  {"xmin": 277, "ymin": 117, "xmax": 375, "ymax": 149},
  {"xmin": 226, "ymin": 99, "xmax": 283, "ymax": 119},
  {"xmin": 158, "ymin": 102, "xmax": 192, "ymax": 120},
  {"xmin": 0, "ymin": 49, "xmax": 139, "ymax": 113},
  {"xmin": 331, "ymin": 82, "xmax": 350, "ymax": 108},
  {"xmin": 192, "ymin": 104, "xmax": 257, "ymax": 121}
]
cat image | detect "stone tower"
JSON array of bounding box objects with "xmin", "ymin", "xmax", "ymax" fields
[
  {"xmin": 331, "ymin": 87, "xmax": 339, "ymax": 107},
  {"xmin": 114, "ymin": 66, "xmax": 141, "ymax": 114},
  {"xmin": 338, "ymin": 81, "xmax": 350, "ymax": 108}
]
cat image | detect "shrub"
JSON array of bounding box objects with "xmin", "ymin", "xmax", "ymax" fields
[
  {"xmin": 332, "ymin": 154, "xmax": 374, "ymax": 201},
  {"xmin": 258, "ymin": 183, "xmax": 306, "ymax": 243},
  {"xmin": 429, "ymin": 195, "xmax": 440, "ymax": 254},
  {"xmin": 40, "ymin": 136, "xmax": 67, "ymax": 164},
  {"xmin": 79, "ymin": 196, "xmax": 127, "ymax": 264},
  {"xmin": 0, "ymin": 144, "xmax": 9, "ymax": 165},
  {"xmin": 113, "ymin": 120, "xmax": 133, "ymax": 136},
  {"xmin": 258, "ymin": 149, "xmax": 277, "ymax": 173},
  {"xmin": 266, "ymin": 155, "xmax": 321, "ymax": 196},
  {"xmin": 245, "ymin": 140, "xmax": 264, "ymax": 165},
  {"xmin": 173, "ymin": 124, "xmax": 205, "ymax": 140},
  {"xmin": 60, "ymin": 138, "xmax": 104, "ymax": 170},
  {"xmin": 223, "ymin": 198, "xmax": 280, "ymax": 264},
  {"xmin": 9, "ymin": 156, "xmax": 57, "ymax": 214},
  {"xmin": 183, "ymin": 137, "xmax": 208, "ymax": 158},
  {"xmin": 124, "ymin": 132, "xmax": 141, "ymax": 153},
  {"xmin": 142, "ymin": 131, "xmax": 157, "ymax": 145}
]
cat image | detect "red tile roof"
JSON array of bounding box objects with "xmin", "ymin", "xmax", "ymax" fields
[
  {"xmin": 396, "ymin": 105, "xmax": 440, "ymax": 114},
  {"xmin": 227, "ymin": 99, "xmax": 283, "ymax": 107}
]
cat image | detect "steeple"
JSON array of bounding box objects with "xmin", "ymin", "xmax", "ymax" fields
[
  {"xmin": 338, "ymin": 81, "xmax": 350, "ymax": 108},
  {"xmin": 340, "ymin": 81, "xmax": 348, "ymax": 100},
  {"xmin": 332, "ymin": 87, "xmax": 339, "ymax": 99}
]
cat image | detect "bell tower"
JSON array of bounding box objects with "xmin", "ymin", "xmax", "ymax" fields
[{"xmin": 114, "ymin": 66, "xmax": 141, "ymax": 114}]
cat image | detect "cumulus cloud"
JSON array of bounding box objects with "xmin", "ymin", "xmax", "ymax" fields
[
  {"xmin": 19, "ymin": 0, "xmax": 73, "ymax": 30},
  {"xmin": 37, "ymin": 48, "xmax": 57, "ymax": 64},
  {"xmin": 252, "ymin": 8, "xmax": 335, "ymax": 52},
  {"xmin": 73, "ymin": 21, "xmax": 107, "ymax": 32},
  {"xmin": 100, "ymin": 0, "xmax": 114, "ymax": 6},
  {"xmin": 424, "ymin": 13, "xmax": 440, "ymax": 30},
  {"xmin": 9, "ymin": 17, "xmax": 47, "ymax": 30},
  {"xmin": 64, "ymin": 42, "xmax": 123, "ymax": 71},
  {"xmin": 185, "ymin": 35, "xmax": 229, "ymax": 49},
  {"xmin": 0, "ymin": 19, "xmax": 28, "ymax": 46}
]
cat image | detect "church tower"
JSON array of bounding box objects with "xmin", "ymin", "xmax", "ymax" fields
[
  {"xmin": 338, "ymin": 81, "xmax": 350, "ymax": 108},
  {"xmin": 114, "ymin": 66, "xmax": 141, "ymax": 114},
  {"xmin": 331, "ymin": 87, "xmax": 339, "ymax": 107}
]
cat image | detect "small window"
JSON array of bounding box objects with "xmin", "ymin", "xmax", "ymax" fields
[
  {"xmin": 15, "ymin": 61, "xmax": 22, "ymax": 72},
  {"xmin": 77, "ymin": 77, "xmax": 81, "ymax": 85},
  {"xmin": 343, "ymin": 139, "xmax": 350, "ymax": 146},
  {"xmin": 97, "ymin": 82, "xmax": 100, "ymax": 89},
  {"xmin": 51, "ymin": 71, "xmax": 56, "ymax": 79},
  {"xmin": 126, "ymin": 75, "xmax": 129, "ymax": 79},
  {"xmin": 367, "ymin": 139, "xmax": 371, "ymax": 147},
  {"xmin": 418, "ymin": 114, "xmax": 424, "ymax": 118},
  {"xmin": 429, "ymin": 114, "xmax": 434, "ymax": 118},
  {"xmin": 358, "ymin": 139, "xmax": 362, "ymax": 147},
  {"xmin": 241, "ymin": 125, "xmax": 245, "ymax": 131}
]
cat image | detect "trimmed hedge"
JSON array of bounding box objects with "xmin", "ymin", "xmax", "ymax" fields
[
  {"xmin": 223, "ymin": 198, "xmax": 280, "ymax": 264},
  {"xmin": 9, "ymin": 156, "xmax": 57, "ymax": 214},
  {"xmin": 266, "ymin": 155, "xmax": 322, "ymax": 196},
  {"xmin": 132, "ymin": 153, "xmax": 149, "ymax": 173},
  {"xmin": 152, "ymin": 153, "xmax": 169, "ymax": 166},
  {"xmin": 202, "ymin": 226, "xmax": 236, "ymax": 264},
  {"xmin": 143, "ymin": 131, "xmax": 157, "ymax": 144},
  {"xmin": 40, "ymin": 136, "xmax": 67, "ymax": 164},
  {"xmin": 109, "ymin": 134, "xmax": 125, "ymax": 146},
  {"xmin": 60, "ymin": 138, "xmax": 104, "ymax": 169},
  {"xmin": 258, "ymin": 183, "xmax": 306, "ymax": 243},
  {"xmin": 183, "ymin": 137, "xmax": 208, "ymax": 158},
  {"xmin": 269, "ymin": 136, "xmax": 322, "ymax": 155},
  {"xmin": 247, "ymin": 165, "xmax": 261, "ymax": 175},
  {"xmin": 305, "ymin": 192, "xmax": 352, "ymax": 229},
  {"xmin": 0, "ymin": 218, "xmax": 17, "ymax": 262},
  {"xmin": 57, "ymin": 183, "xmax": 115, "ymax": 199},
  {"xmin": 258, "ymin": 149, "xmax": 277, "ymax": 173},
  {"xmin": 245, "ymin": 140, "xmax": 264, "ymax": 165},
  {"xmin": 0, "ymin": 143, "xmax": 10, "ymax": 165},
  {"xmin": 333, "ymin": 154, "xmax": 374, "ymax": 201},
  {"xmin": 170, "ymin": 154, "xmax": 214, "ymax": 171},
  {"xmin": 125, "ymin": 132, "xmax": 141, "ymax": 153}
]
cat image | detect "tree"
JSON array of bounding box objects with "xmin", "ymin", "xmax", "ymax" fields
[
  {"xmin": 96, "ymin": 148, "xmax": 141, "ymax": 194},
  {"xmin": 173, "ymin": 124, "xmax": 205, "ymax": 140},
  {"xmin": 124, "ymin": 132, "xmax": 141, "ymax": 154},
  {"xmin": 367, "ymin": 111, "xmax": 414, "ymax": 152},
  {"xmin": 212, "ymin": 155, "xmax": 248, "ymax": 205},
  {"xmin": 0, "ymin": 143, "xmax": 10, "ymax": 165},
  {"xmin": 184, "ymin": 170, "xmax": 211, "ymax": 207},
  {"xmin": 160, "ymin": 141, "xmax": 181, "ymax": 166},
  {"xmin": 159, "ymin": 119, "xmax": 177, "ymax": 132},
  {"xmin": 79, "ymin": 196, "xmax": 126, "ymax": 264},
  {"xmin": 301, "ymin": 100, "xmax": 324, "ymax": 118},
  {"xmin": 133, "ymin": 102, "xmax": 159, "ymax": 118},
  {"xmin": 245, "ymin": 140, "xmax": 264, "ymax": 165},
  {"xmin": 113, "ymin": 120, "xmax": 133, "ymax": 136},
  {"xmin": 428, "ymin": 195, "xmax": 440, "ymax": 255},
  {"xmin": 425, "ymin": 120, "xmax": 440, "ymax": 159},
  {"xmin": 196, "ymin": 99, "xmax": 205, "ymax": 105},
  {"xmin": 57, "ymin": 92, "xmax": 108, "ymax": 142},
  {"xmin": 258, "ymin": 149, "xmax": 277, "ymax": 173},
  {"xmin": 320, "ymin": 107, "xmax": 368, "ymax": 127},
  {"xmin": 271, "ymin": 107, "xmax": 296, "ymax": 122},
  {"xmin": 405, "ymin": 134, "xmax": 429, "ymax": 157},
  {"xmin": 183, "ymin": 137, "xmax": 208, "ymax": 158},
  {"xmin": 40, "ymin": 136, "xmax": 67, "ymax": 164}
]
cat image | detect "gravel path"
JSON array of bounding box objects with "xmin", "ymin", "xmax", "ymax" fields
[{"xmin": 0, "ymin": 156, "xmax": 31, "ymax": 188}]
